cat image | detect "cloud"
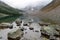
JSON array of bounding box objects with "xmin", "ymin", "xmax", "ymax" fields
[{"xmin": 1, "ymin": 0, "xmax": 53, "ymax": 9}]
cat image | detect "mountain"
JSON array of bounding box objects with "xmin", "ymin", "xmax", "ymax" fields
[
  {"xmin": 22, "ymin": 0, "xmax": 60, "ymax": 24},
  {"xmin": 0, "ymin": 1, "xmax": 23, "ymax": 15},
  {"xmin": 0, "ymin": 1, "xmax": 23, "ymax": 23}
]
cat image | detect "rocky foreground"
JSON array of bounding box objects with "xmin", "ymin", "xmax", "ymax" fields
[{"xmin": 0, "ymin": 19, "xmax": 60, "ymax": 40}]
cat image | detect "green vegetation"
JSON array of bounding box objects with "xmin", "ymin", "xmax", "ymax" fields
[
  {"xmin": 0, "ymin": 15, "xmax": 20, "ymax": 23},
  {"xmin": 0, "ymin": 1, "xmax": 23, "ymax": 23}
]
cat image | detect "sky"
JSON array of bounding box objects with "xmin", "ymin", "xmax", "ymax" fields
[{"xmin": 1, "ymin": 0, "xmax": 53, "ymax": 9}]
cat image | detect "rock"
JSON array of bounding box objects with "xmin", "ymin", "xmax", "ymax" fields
[
  {"xmin": 25, "ymin": 32, "xmax": 27, "ymax": 34},
  {"xmin": 23, "ymin": 24, "xmax": 28, "ymax": 26},
  {"xmin": 8, "ymin": 37, "xmax": 20, "ymax": 40},
  {"xmin": 20, "ymin": 28, "xmax": 24, "ymax": 31},
  {"xmin": 28, "ymin": 22, "xmax": 32, "ymax": 25},
  {"xmin": 41, "ymin": 26, "xmax": 59, "ymax": 35},
  {"xmin": 35, "ymin": 30, "xmax": 39, "ymax": 32},
  {"xmin": 55, "ymin": 26, "xmax": 60, "ymax": 31},
  {"xmin": 54, "ymin": 34, "xmax": 60, "ymax": 37},
  {"xmin": 41, "ymin": 26, "xmax": 60, "ymax": 40},
  {"xmin": 39, "ymin": 23, "xmax": 50, "ymax": 26},
  {"xmin": 0, "ymin": 23, "xmax": 13, "ymax": 29},
  {"xmin": 52, "ymin": 26, "xmax": 60, "ymax": 37},
  {"xmin": 29, "ymin": 27, "xmax": 34, "ymax": 30},
  {"xmin": 49, "ymin": 36, "xmax": 56, "ymax": 40},
  {"xmin": 15, "ymin": 19, "xmax": 22, "ymax": 26},
  {"xmin": 42, "ymin": 37, "xmax": 49, "ymax": 40},
  {"xmin": 8, "ymin": 29, "xmax": 23, "ymax": 40},
  {"xmin": 41, "ymin": 32, "xmax": 50, "ymax": 39},
  {"xmin": 56, "ymin": 37, "xmax": 60, "ymax": 40},
  {"xmin": 0, "ymin": 36, "xmax": 2, "ymax": 39}
]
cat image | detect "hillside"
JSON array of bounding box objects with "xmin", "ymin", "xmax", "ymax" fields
[{"xmin": 0, "ymin": 1, "xmax": 23, "ymax": 23}]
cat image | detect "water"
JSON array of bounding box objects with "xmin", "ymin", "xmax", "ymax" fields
[
  {"xmin": 0, "ymin": 22, "xmax": 19, "ymax": 40},
  {"xmin": 0, "ymin": 20, "xmax": 42, "ymax": 40},
  {"xmin": 21, "ymin": 23, "xmax": 41, "ymax": 40}
]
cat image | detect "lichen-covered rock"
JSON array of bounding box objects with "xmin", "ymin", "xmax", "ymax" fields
[
  {"xmin": 41, "ymin": 26, "xmax": 60, "ymax": 39},
  {"xmin": 8, "ymin": 29, "xmax": 23, "ymax": 40},
  {"xmin": 55, "ymin": 26, "xmax": 60, "ymax": 31}
]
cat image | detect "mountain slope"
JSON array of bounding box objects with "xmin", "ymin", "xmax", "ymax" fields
[
  {"xmin": 0, "ymin": 1, "xmax": 23, "ymax": 23},
  {"xmin": 0, "ymin": 1, "xmax": 23, "ymax": 15}
]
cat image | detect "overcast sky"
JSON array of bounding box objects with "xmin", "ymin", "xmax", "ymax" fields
[{"xmin": 1, "ymin": 0, "xmax": 53, "ymax": 9}]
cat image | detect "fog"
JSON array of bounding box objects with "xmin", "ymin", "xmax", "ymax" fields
[{"xmin": 1, "ymin": 0, "xmax": 53, "ymax": 9}]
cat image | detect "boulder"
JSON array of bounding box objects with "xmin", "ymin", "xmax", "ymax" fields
[
  {"xmin": 8, "ymin": 29, "xmax": 23, "ymax": 40},
  {"xmin": 41, "ymin": 26, "xmax": 60, "ymax": 38},
  {"xmin": 0, "ymin": 23, "xmax": 13, "ymax": 29},
  {"xmin": 15, "ymin": 20, "xmax": 22, "ymax": 26}
]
